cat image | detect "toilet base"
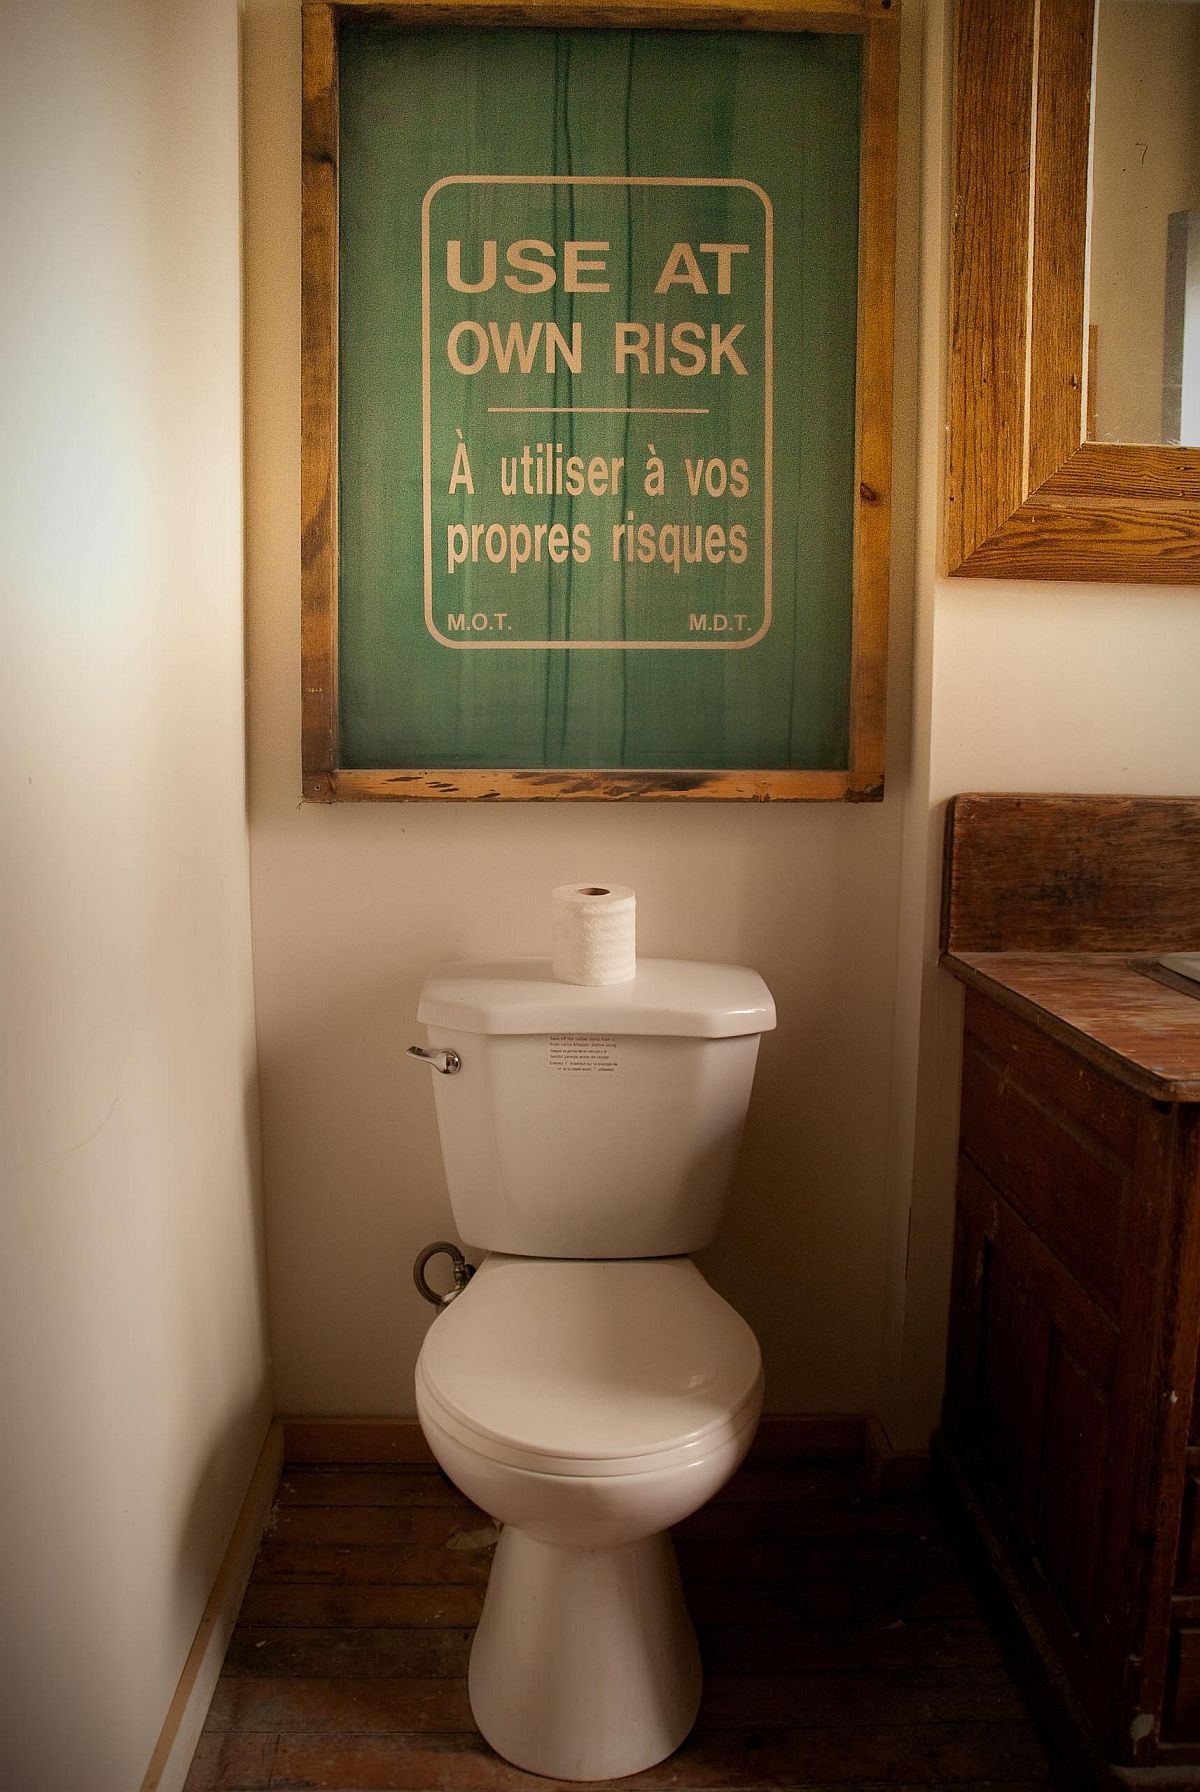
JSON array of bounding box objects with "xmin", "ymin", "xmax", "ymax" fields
[{"xmin": 468, "ymin": 1524, "xmax": 702, "ymax": 1781}]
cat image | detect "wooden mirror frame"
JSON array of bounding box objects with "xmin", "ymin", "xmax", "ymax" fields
[{"xmin": 945, "ymin": 0, "xmax": 1200, "ymax": 583}]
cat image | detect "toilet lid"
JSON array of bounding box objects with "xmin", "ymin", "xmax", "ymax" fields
[{"xmin": 417, "ymin": 1256, "xmax": 762, "ymax": 1472}]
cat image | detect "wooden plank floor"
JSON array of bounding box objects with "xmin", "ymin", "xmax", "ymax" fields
[{"xmin": 184, "ymin": 1452, "xmax": 1064, "ymax": 1792}]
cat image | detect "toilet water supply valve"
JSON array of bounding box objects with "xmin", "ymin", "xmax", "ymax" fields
[
  {"xmin": 413, "ymin": 1240, "xmax": 475, "ymax": 1308},
  {"xmin": 407, "ymin": 1045, "xmax": 471, "ymax": 1304}
]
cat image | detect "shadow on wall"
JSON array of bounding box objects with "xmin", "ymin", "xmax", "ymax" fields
[
  {"xmin": 170, "ymin": 1393, "xmax": 273, "ymax": 1633},
  {"xmin": 132, "ymin": 1390, "xmax": 273, "ymax": 1792}
]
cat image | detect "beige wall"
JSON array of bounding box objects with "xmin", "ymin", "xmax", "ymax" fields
[
  {"xmin": 0, "ymin": 4, "xmax": 271, "ymax": 1788},
  {"xmin": 242, "ymin": 0, "xmax": 921, "ymax": 1420},
  {"xmin": 241, "ymin": 0, "xmax": 1200, "ymax": 1458}
]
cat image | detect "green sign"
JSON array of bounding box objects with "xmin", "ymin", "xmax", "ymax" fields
[{"xmin": 336, "ymin": 23, "xmax": 864, "ymax": 777}]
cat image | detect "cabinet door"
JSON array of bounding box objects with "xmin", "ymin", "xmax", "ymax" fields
[
  {"xmin": 942, "ymin": 992, "xmax": 1194, "ymax": 1758},
  {"xmin": 948, "ymin": 1154, "xmax": 1117, "ymax": 1647}
]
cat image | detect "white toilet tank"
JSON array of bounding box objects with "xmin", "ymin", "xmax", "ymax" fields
[{"xmin": 416, "ymin": 958, "xmax": 776, "ymax": 1258}]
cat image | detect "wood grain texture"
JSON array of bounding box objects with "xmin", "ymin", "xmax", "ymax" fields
[
  {"xmin": 942, "ymin": 794, "xmax": 1200, "ymax": 956},
  {"xmin": 277, "ymin": 1468, "xmax": 471, "ymax": 1507},
  {"xmin": 1035, "ymin": 439, "xmax": 1200, "ymax": 501},
  {"xmin": 304, "ymin": 767, "xmax": 883, "ymax": 803},
  {"xmin": 300, "ymin": 1, "xmax": 898, "ymax": 802},
  {"xmin": 949, "ymin": 480, "xmax": 1200, "ymax": 583},
  {"xmin": 300, "ymin": 4, "xmax": 339, "ymax": 785},
  {"xmin": 956, "ymin": 986, "xmax": 1141, "ymax": 1156},
  {"xmin": 282, "ymin": 1420, "xmax": 438, "ymax": 1466},
  {"xmin": 959, "ymin": 1015, "xmax": 1131, "ymax": 1312},
  {"xmin": 1025, "ymin": 0, "xmax": 1092, "ymax": 496},
  {"xmin": 847, "ymin": 5, "xmax": 898, "ymax": 790},
  {"xmin": 282, "ymin": 1411, "xmax": 872, "ymax": 1464},
  {"xmin": 941, "ymin": 960, "xmax": 1200, "ymax": 1774},
  {"xmin": 239, "ymin": 1581, "xmax": 487, "ymax": 1628},
  {"xmin": 935, "ymin": 1437, "xmax": 1119, "ymax": 1792},
  {"xmin": 1088, "ymin": 1099, "xmax": 1182, "ymax": 1750},
  {"xmin": 1141, "ymin": 1115, "xmax": 1200, "ymax": 1756},
  {"xmin": 1085, "ymin": 324, "xmax": 1097, "ymax": 442},
  {"xmin": 945, "ymin": 955, "xmax": 1200, "ymax": 1103},
  {"xmin": 1166, "ymin": 1619, "xmax": 1200, "ymax": 1742},
  {"xmin": 952, "ymin": 1154, "xmax": 1119, "ymax": 1396},
  {"xmin": 184, "ymin": 1451, "xmax": 1058, "ymax": 1792},
  {"xmin": 326, "ymin": 0, "xmax": 878, "ymax": 26},
  {"xmin": 944, "ymin": 0, "xmax": 1034, "ymax": 571},
  {"xmin": 944, "ymin": 0, "xmax": 1200, "ymax": 583},
  {"xmin": 259, "ymin": 1728, "xmax": 1053, "ymax": 1788}
]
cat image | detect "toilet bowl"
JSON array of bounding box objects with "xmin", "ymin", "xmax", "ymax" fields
[
  {"xmin": 415, "ymin": 1254, "xmax": 763, "ymax": 1780},
  {"xmin": 409, "ymin": 956, "xmax": 776, "ymax": 1779}
]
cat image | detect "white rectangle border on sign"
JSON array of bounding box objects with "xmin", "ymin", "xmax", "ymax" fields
[{"xmin": 420, "ymin": 174, "xmax": 774, "ymax": 651}]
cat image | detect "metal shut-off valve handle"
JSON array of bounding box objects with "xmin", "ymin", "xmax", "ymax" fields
[{"xmin": 406, "ymin": 1044, "xmax": 461, "ymax": 1075}]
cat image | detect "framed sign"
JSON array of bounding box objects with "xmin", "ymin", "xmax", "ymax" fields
[{"xmin": 302, "ymin": 0, "xmax": 898, "ymax": 801}]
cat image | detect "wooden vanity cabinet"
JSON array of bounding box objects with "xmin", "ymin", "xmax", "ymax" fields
[
  {"xmin": 942, "ymin": 991, "xmax": 1200, "ymax": 1773},
  {"xmin": 939, "ymin": 794, "xmax": 1200, "ymax": 1782}
]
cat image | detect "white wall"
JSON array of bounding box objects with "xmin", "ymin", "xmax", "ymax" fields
[
  {"xmin": 0, "ymin": 5, "xmax": 271, "ymax": 1788},
  {"xmin": 242, "ymin": 0, "xmax": 921, "ymax": 1421}
]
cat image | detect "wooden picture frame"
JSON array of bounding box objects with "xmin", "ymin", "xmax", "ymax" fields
[
  {"xmin": 945, "ymin": 0, "xmax": 1200, "ymax": 583},
  {"xmin": 301, "ymin": 0, "xmax": 899, "ymax": 801}
]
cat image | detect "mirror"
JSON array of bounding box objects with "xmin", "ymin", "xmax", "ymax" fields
[
  {"xmin": 1088, "ymin": 0, "xmax": 1200, "ymax": 446},
  {"xmin": 945, "ymin": 0, "xmax": 1200, "ymax": 582}
]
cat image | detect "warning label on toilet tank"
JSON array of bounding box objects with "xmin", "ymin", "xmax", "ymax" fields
[{"xmin": 548, "ymin": 1034, "xmax": 620, "ymax": 1074}]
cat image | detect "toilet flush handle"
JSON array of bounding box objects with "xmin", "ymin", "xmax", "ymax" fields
[
  {"xmin": 406, "ymin": 1044, "xmax": 461, "ymax": 1074},
  {"xmin": 413, "ymin": 1241, "xmax": 475, "ymax": 1308}
]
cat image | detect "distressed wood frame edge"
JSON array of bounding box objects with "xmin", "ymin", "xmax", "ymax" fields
[
  {"xmin": 301, "ymin": 3, "xmax": 339, "ymax": 783},
  {"xmin": 300, "ymin": 0, "xmax": 899, "ymax": 802},
  {"xmin": 944, "ymin": 0, "xmax": 1200, "ymax": 585}
]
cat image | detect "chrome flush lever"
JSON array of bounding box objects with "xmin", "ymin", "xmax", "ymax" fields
[{"xmin": 406, "ymin": 1044, "xmax": 461, "ymax": 1075}]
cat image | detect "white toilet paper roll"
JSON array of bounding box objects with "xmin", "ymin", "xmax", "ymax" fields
[{"xmin": 551, "ymin": 884, "xmax": 637, "ymax": 986}]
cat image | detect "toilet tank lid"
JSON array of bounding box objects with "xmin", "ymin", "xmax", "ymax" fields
[{"xmin": 417, "ymin": 957, "xmax": 776, "ymax": 1038}]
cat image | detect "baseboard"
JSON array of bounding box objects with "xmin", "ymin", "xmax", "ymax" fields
[
  {"xmin": 282, "ymin": 1416, "xmax": 437, "ymax": 1464},
  {"xmin": 140, "ymin": 1419, "xmax": 284, "ymax": 1792},
  {"xmin": 749, "ymin": 1413, "xmax": 870, "ymax": 1462},
  {"xmin": 865, "ymin": 1415, "xmax": 931, "ymax": 1495},
  {"xmin": 280, "ymin": 1412, "xmax": 925, "ymax": 1471}
]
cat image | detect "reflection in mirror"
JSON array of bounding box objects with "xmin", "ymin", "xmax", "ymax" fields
[{"xmin": 1088, "ymin": 0, "xmax": 1200, "ymax": 445}]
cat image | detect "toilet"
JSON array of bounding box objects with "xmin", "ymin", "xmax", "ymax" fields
[{"xmin": 409, "ymin": 956, "xmax": 776, "ymax": 1781}]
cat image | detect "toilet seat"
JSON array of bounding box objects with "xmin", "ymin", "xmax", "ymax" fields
[{"xmin": 416, "ymin": 1255, "xmax": 763, "ymax": 1478}]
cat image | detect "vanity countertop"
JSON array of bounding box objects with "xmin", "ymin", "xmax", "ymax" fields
[
  {"xmin": 940, "ymin": 793, "xmax": 1200, "ymax": 1103},
  {"xmin": 942, "ymin": 948, "xmax": 1200, "ymax": 1101}
]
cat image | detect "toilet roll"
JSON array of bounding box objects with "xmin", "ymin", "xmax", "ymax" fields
[{"xmin": 551, "ymin": 884, "xmax": 637, "ymax": 986}]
